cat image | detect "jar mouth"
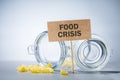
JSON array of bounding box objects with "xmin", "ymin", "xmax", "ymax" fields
[
  {"xmin": 75, "ymin": 34, "xmax": 110, "ymax": 71},
  {"xmin": 34, "ymin": 31, "xmax": 67, "ymax": 68}
]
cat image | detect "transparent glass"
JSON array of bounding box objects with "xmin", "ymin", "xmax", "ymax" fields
[
  {"xmin": 28, "ymin": 31, "xmax": 110, "ymax": 71},
  {"xmin": 28, "ymin": 31, "xmax": 67, "ymax": 68},
  {"xmin": 74, "ymin": 34, "xmax": 110, "ymax": 71}
]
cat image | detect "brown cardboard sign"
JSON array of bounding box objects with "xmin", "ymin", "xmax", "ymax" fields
[{"xmin": 47, "ymin": 19, "xmax": 91, "ymax": 42}]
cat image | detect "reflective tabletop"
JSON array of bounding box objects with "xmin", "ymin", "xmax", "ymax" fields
[{"xmin": 0, "ymin": 61, "xmax": 120, "ymax": 80}]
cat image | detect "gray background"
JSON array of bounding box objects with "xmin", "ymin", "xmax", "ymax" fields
[
  {"xmin": 0, "ymin": 0, "xmax": 120, "ymax": 80},
  {"xmin": 0, "ymin": 0, "xmax": 120, "ymax": 66}
]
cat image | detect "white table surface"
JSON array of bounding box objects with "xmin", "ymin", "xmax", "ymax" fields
[{"xmin": 0, "ymin": 61, "xmax": 120, "ymax": 80}]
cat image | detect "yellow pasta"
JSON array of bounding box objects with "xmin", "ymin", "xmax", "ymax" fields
[
  {"xmin": 17, "ymin": 64, "xmax": 54, "ymax": 73},
  {"xmin": 17, "ymin": 64, "xmax": 28, "ymax": 72},
  {"xmin": 45, "ymin": 63, "xmax": 52, "ymax": 68},
  {"xmin": 60, "ymin": 70, "xmax": 68, "ymax": 75}
]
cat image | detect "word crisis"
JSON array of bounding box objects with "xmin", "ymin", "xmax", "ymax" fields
[{"xmin": 58, "ymin": 24, "xmax": 81, "ymax": 37}]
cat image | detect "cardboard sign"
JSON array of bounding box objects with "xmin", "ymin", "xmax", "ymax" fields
[{"xmin": 47, "ymin": 19, "xmax": 91, "ymax": 42}]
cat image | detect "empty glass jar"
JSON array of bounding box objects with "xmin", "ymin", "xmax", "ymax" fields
[
  {"xmin": 74, "ymin": 34, "xmax": 110, "ymax": 71},
  {"xmin": 28, "ymin": 31, "xmax": 67, "ymax": 68}
]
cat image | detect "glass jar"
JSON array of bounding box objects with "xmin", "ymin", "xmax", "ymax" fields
[
  {"xmin": 28, "ymin": 31, "xmax": 67, "ymax": 68},
  {"xmin": 74, "ymin": 34, "xmax": 110, "ymax": 71}
]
